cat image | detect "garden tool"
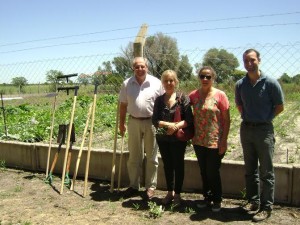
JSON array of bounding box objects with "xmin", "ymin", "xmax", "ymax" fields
[
  {"xmin": 117, "ymin": 135, "xmax": 125, "ymax": 192},
  {"xmin": 45, "ymin": 73, "xmax": 77, "ymax": 178},
  {"xmin": 110, "ymin": 101, "xmax": 120, "ymax": 193},
  {"xmin": 70, "ymin": 103, "xmax": 93, "ymax": 191},
  {"xmin": 59, "ymin": 85, "xmax": 79, "ymax": 194},
  {"xmin": 71, "ymin": 84, "xmax": 98, "ymax": 195},
  {"xmin": 45, "ymin": 123, "xmax": 75, "ymax": 186},
  {"xmin": 83, "ymin": 84, "xmax": 98, "ymax": 197}
]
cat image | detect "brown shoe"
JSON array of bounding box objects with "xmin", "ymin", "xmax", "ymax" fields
[
  {"xmin": 252, "ymin": 209, "xmax": 271, "ymax": 222},
  {"xmin": 144, "ymin": 188, "xmax": 155, "ymax": 200}
]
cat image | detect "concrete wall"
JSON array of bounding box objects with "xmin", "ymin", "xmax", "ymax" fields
[{"xmin": 0, "ymin": 140, "xmax": 299, "ymax": 206}]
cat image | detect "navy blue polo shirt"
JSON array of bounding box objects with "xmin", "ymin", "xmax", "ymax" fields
[{"xmin": 235, "ymin": 72, "xmax": 284, "ymax": 123}]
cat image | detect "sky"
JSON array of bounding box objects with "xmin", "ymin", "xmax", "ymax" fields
[{"xmin": 0, "ymin": 0, "xmax": 300, "ymax": 82}]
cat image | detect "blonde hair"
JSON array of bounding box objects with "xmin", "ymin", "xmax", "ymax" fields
[{"xmin": 161, "ymin": 70, "xmax": 179, "ymax": 85}]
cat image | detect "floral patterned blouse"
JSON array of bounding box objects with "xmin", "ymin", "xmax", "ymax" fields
[{"xmin": 189, "ymin": 89, "xmax": 229, "ymax": 148}]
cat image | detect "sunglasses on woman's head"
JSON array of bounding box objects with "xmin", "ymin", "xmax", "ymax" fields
[{"xmin": 199, "ymin": 75, "xmax": 212, "ymax": 80}]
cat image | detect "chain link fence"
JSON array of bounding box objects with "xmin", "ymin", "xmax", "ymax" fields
[{"xmin": 0, "ymin": 42, "xmax": 300, "ymax": 161}]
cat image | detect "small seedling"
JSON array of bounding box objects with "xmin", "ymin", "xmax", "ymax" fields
[
  {"xmin": 184, "ymin": 207, "xmax": 195, "ymax": 214},
  {"xmin": 240, "ymin": 187, "xmax": 247, "ymax": 200},
  {"xmin": 108, "ymin": 200, "xmax": 117, "ymax": 215},
  {"xmin": 0, "ymin": 160, "xmax": 6, "ymax": 171},
  {"xmin": 169, "ymin": 203, "xmax": 177, "ymax": 213},
  {"xmin": 132, "ymin": 203, "xmax": 140, "ymax": 210},
  {"xmin": 14, "ymin": 185, "xmax": 23, "ymax": 192},
  {"xmin": 148, "ymin": 201, "xmax": 163, "ymax": 218}
]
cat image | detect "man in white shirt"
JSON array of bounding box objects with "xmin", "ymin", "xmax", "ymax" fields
[{"xmin": 119, "ymin": 57, "xmax": 164, "ymax": 200}]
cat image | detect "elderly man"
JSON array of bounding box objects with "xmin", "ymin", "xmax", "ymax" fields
[{"xmin": 119, "ymin": 57, "xmax": 164, "ymax": 200}]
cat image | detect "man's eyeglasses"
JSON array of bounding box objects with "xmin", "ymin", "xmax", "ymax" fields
[{"xmin": 199, "ymin": 75, "xmax": 212, "ymax": 80}]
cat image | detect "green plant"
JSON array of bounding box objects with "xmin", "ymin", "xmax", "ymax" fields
[
  {"xmin": 240, "ymin": 187, "xmax": 247, "ymax": 200},
  {"xmin": 169, "ymin": 203, "xmax": 177, "ymax": 213},
  {"xmin": 108, "ymin": 200, "xmax": 117, "ymax": 215},
  {"xmin": 0, "ymin": 160, "xmax": 6, "ymax": 171},
  {"xmin": 132, "ymin": 203, "xmax": 140, "ymax": 210},
  {"xmin": 184, "ymin": 207, "xmax": 195, "ymax": 214},
  {"xmin": 23, "ymin": 222, "xmax": 32, "ymax": 225},
  {"xmin": 148, "ymin": 201, "xmax": 163, "ymax": 218},
  {"xmin": 14, "ymin": 185, "xmax": 23, "ymax": 192}
]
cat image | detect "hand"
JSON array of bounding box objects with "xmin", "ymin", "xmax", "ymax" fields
[
  {"xmin": 119, "ymin": 124, "xmax": 126, "ymax": 137},
  {"xmin": 219, "ymin": 139, "xmax": 227, "ymax": 155},
  {"xmin": 166, "ymin": 123, "xmax": 178, "ymax": 135}
]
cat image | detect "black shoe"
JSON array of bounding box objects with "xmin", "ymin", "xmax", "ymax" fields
[{"xmin": 122, "ymin": 187, "xmax": 139, "ymax": 198}]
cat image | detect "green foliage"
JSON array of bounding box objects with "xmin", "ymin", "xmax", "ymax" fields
[
  {"xmin": 178, "ymin": 55, "xmax": 193, "ymax": 81},
  {"xmin": 112, "ymin": 57, "xmax": 131, "ymax": 79},
  {"xmin": 240, "ymin": 188, "xmax": 247, "ymax": 199},
  {"xmin": 279, "ymin": 73, "xmax": 300, "ymax": 85},
  {"xmin": 202, "ymin": 48, "xmax": 239, "ymax": 83},
  {"xmin": 46, "ymin": 70, "xmax": 64, "ymax": 92},
  {"xmin": 148, "ymin": 201, "xmax": 163, "ymax": 218},
  {"xmin": 0, "ymin": 94, "xmax": 118, "ymax": 143},
  {"xmin": 14, "ymin": 185, "xmax": 23, "ymax": 192},
  {"xmin": 78, "ymin": 73, "xmax": 91, "ymax": 86},
  {"xmin": 184, "ymin": 207, "xmax": 195, "ymax": 214},
  {"xmin": 0, "ymin": 159, "xmax": 6, "ymax": 171},
  {"xmin": 11, "ymin": 77, "xmax": 28, "ymax": 93},
  {"xmin": 132, "ymin": 203, "xmax": 140, "ymax": 210}
]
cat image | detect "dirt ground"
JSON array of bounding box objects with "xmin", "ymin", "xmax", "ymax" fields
[{"xmin": 0, "ymin": 168, "xmax": 299, "ymax": 225}]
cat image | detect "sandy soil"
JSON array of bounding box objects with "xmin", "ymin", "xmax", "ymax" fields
[{"xmin": 0, "ymin": 168, "xmax": 299, "ymax": 225}]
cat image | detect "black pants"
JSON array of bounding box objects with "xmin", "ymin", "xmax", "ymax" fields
[
  {"xmin": 194, "ymin": 145, "xmax": 223, "ymax": 203},
  {"xmin": 157, "ymin": 140, "xmax": 187, "ymax": 194}
]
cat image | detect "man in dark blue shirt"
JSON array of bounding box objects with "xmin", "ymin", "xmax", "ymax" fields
[{"xmin": 235, "ymin": 49, "xmax": 284, "ymax": 222}]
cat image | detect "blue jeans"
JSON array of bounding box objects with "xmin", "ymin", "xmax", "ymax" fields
[
  {"xmin": 194, "ymin": 145, "xmax": 223, "ymax": 203},
  {"xmin": 240, "ymin": 122, "xmax": 275, "ymax": 210}
]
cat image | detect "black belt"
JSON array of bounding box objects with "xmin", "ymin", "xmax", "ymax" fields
[
  {"xmin": 130, "ymin": 115, "xmax": 151, "ymax": 120},
  {"xmin": 243, "ymin": 121, "xmax": 271, "ymax": 127}
]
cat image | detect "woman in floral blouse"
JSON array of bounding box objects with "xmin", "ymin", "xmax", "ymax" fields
[{"xmin": 189, "ymin": 66, "xmax": 230, "ymax": 212}]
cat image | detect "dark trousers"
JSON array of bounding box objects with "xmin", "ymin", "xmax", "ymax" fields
[
  {"xmin": 157, "ymin": 140, "xmax": 187, "ymax": 194},
  {"xmin": 194, "ymin": 145, "xmax": 223, "ymax": 203},
  {"xmin": 240, "ymin": 122, "xmax": 275, "ymax": 210}
]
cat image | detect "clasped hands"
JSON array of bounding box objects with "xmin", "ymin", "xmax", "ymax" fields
[{"xmin": 165, "ymin": 122, "xmax": 179, "ymax": 135}]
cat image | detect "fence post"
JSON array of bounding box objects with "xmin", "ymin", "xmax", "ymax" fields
[{"xmin": 133, "ymin": 24, "xmax": 148, "ymax": 57}]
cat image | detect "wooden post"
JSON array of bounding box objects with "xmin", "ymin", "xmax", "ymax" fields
[{"xmin": 133, "ymin": 24, "xmax": 148, "ymax": 57}]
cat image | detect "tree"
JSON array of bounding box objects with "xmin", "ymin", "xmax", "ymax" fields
[
  {"xmin": 292, "ymin": 74, "xmax": 300, "ymax": 84},
  {"xmin": 144, "ymin": 32, "xmax": 181, "ymax": 78},
  {"xmin": 112, "ymin": 56, "xmax": 132, "ymax": 79},
  {"xmin": 11, "ymin": 76, "xmax": 28, "ymax": 93},
  {"xmin": 45, "ymin": 70, "xmax": 64, "ymax": 91},
  {"xmin": 78, "ymin": 73, "xmax": 91, "ymax": 86},
  {"xmin": 231, "ymin": 69, "xmax": 245, "ymax": 82},
  {"xmin": 202, "ymin": 48, "xmax": 239, "ymax": 83},
  {"xmin": 92, "ymin": 61, "xmax": 113, "ymax": 85},
  {"xmin": 113, "ymin": 33, "xmax": 192, "ymax": 80},
  {"xmin": 177, "ymin": 55, "xmax": 193, "ymax": 80},
  {"xmin": 278, "ymin": 73, "xmax": 292, "ymax": 84}
]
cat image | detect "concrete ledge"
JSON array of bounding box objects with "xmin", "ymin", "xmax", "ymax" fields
[{"xmin": 0, "ymin": 140, "xmax": 299, "ymax": 206}]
